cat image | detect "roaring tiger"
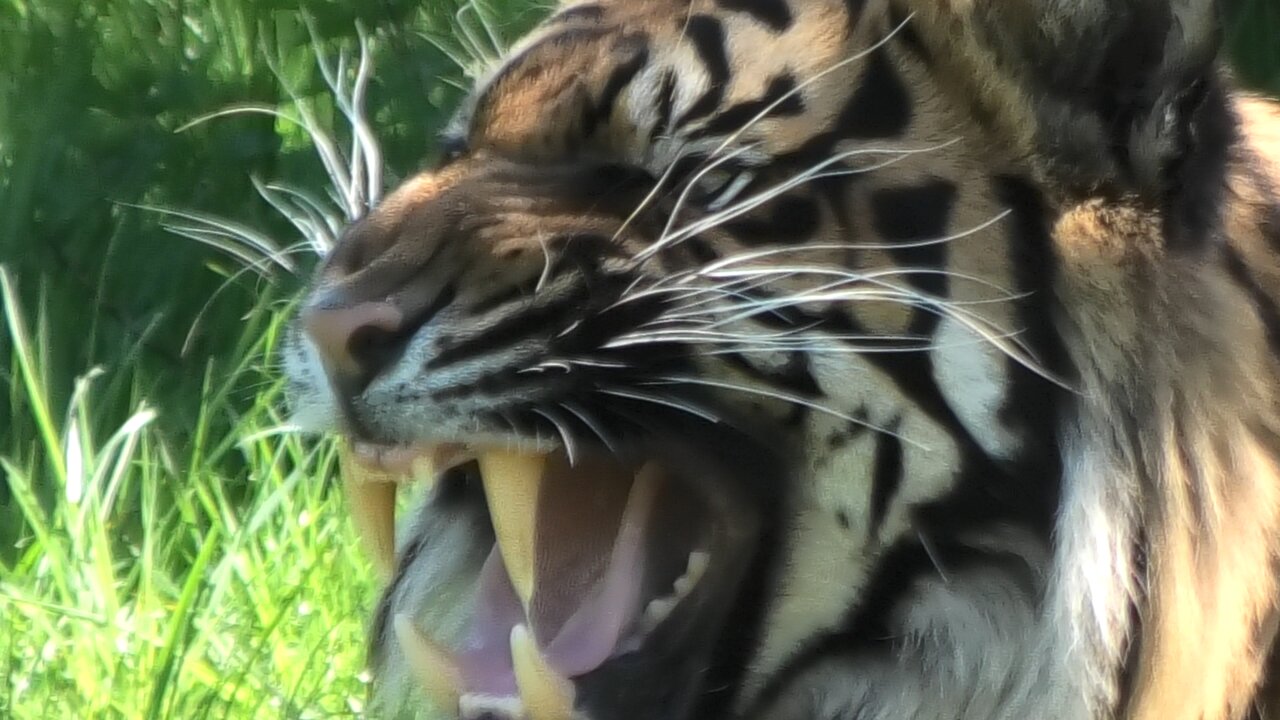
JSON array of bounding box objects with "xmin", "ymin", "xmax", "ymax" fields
[{"xmin": 282, "ymin": 0, "xmax": 1280, "ymax": 718}]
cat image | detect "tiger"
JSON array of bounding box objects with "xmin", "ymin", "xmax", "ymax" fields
[{"xmin": 281, "ymin": 0, "xmax": 1280, "ymax": 718}]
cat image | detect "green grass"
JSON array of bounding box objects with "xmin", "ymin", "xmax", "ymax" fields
[
  {"xmin": 1, "ymin": 1, "xmax": 1278, "ymax": 717},
  {"xmin": 0, "ymin": 263, "xmax": 377, "ymax": 718}
]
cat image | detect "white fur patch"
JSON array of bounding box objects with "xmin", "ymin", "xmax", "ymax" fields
[
  {"xmin": 282, "ymin": 332, "xmax": 342, "ymax": 433},
  {"xmin": 931, "ymin": 315, "xmax": 1022, "ymax": 460}
]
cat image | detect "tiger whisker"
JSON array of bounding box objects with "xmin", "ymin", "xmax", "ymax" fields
[
  {"xmin": 569, "ymin": 358, "xmax": 633, "ymax": 371},
  {"xmin": 697, "ymin": 264, "xmax": 1024, "ymax": 303},
  {"xmin": 252, "ymin": 179, "xmax": 339, "ymax": 256},
  {"xmin": 686, "ymin": 262, "xmax": 1027, "ymax": 317},
  {"xmin": 604, "ymin": 329, "xmax": 1030, "ymax": 357},
  {"xmin": 596, "ymin": 387, "xmax": 725, "ymax": 424},
  {"xmin": 530, "ymin": 406, "xmax": 582, "ymax": 467},
  {"xmin": 643, "ymin": 375, "xmax": 929, "ymax": 450},
  {"xmin": 535, "ymin": 232, "xmax": 556, "ymax": 294},
  {"xmin": 303, "ymin": 18, "xmax": 382, "ymax": 215},
  {"xmin": 681, "ymin": 210, "xmax": 1013, "ymax": 279},
  {"xmin": 651, "ymin": 291, "xmax": 1033, "ymax": 332},
  {"xmin": 608, "ymin": 273, "xmax": 785, "ymax": 313},
  {"xmin": 559, "ymin": 402, "xmax": 622, "ymax": 456},
  {"xmin": 631, "ymin": 269, "xmax": 1065, "ymax": 388},
  {"xmin": 637, "ymin": 142, "xmax": 766, "ymax": 259},
  {"xmin": 639, "ymin": 141, "xmax": 959, "ymax": 261},
  {"xmin": 666, "ymin": 145, "xmax": 952, "ymax": 245},
  {"xmin": 606, "ymin": 330, "xmax": 928, "ymax": 347},
  {"xmin": 699, "ymin": 10, "xmax": 918, "ymax": 163},
  {"xmin": 611, "ymin": 141, "xmax": 714, "ymax": 247}
]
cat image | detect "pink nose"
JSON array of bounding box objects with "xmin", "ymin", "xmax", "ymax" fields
[{"xmin": 301, "ymin": 300, "xmax": 405, "ymax": 379}]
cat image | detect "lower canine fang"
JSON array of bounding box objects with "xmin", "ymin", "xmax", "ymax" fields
[
  {"xmin": 394, "ymin": 614, "xmax": 462, "ymax": 715},
  {"xmin": 512, "ymin": 624, "xmax": 577, "ymax": 720}
]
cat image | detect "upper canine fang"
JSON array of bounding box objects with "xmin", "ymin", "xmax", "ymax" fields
[{"xmin": 478, "ymin": 451, "xmax": 549, "ymax": 607}]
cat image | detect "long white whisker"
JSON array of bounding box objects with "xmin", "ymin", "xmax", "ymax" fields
[
  {"xmin": 637, "ymin": 140, "xmax": 958, "ymax": 261},
  {"xmin": 531, "ymin": 407, "xmax": 581, "ymax": 467},
  {"xmin": 596, "ymin": 388, "xmax": 724, "ymax": 424},
  {"xmin": 687, "ymin": 210, "xmax": 1013, "ymax": 277},
  {"xmin": 644, "ymin": 375, "xmax": 929, "ymax": 450},
  {"xmin": 535, "ymin": 232, "xmax": 555, "ymax": 294},
  {"xmin": 698, "ymin": 265, "xmax": 1022, "ymax": 303},
  {"xmin": 701, "ymin": 11, "xmax": 917, "ymax": 161},
  {"xmin": 559, "ymin": 402, "xmax": 621, "ymax": 456},
  {"xmin": 644, "ymin": 142, "xmax": 765, "ymax": 257}
]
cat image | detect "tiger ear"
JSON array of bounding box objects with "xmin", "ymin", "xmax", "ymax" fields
[
  {"xmin": 1023, "ymin": 0, "xmax": 1227, "ymax": 193},
  {"xmin": 907, "ymin": 0, "xmax": 1228, "ymax": 195}
]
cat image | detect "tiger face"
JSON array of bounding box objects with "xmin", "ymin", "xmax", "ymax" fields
[{"xmin": 284, "ymin": 1, "xmax": 1280, "ymax": 719}]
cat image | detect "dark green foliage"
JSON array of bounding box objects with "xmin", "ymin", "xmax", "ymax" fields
[
  {"xmin": 1227, "ymin": 0, "xmax": 1280, "ymax": 94},
  {"xmin": 0, "ymin": 0, "xmax": 546, "ymax": 499}
]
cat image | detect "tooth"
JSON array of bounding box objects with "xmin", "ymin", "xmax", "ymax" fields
[
  {"xmin": 460, "ymin": 694, "xmax": 523, "ymax": 717},
  {"xmin": 678, "ymin": 551, "xmax": 710, "ymax": 594},
  {"xmin": 394, "ymin": 614, "xmax": 462, "ymax": 714},
  {"xmin": 340, "ymin": 443, "xmax": 398, "ymax": 581},
  {"xmin": 672, "ymin": 575, "xmax": 693, "ymax": 598},
  {"xmin": 644, "ymin": 597, "xmax": 678, "ymax": 626},
  {"xmin": 477, "ymin": 451, "xmax": 546, "ymax": 607},
  {"xmin": 411, "ymin": 445, "xmax": 476, "ymax": 488},
  {"xmin": 410, "ymin": 455, "xmax": 437, "ymax": 486},
  {"xmin": 511, "ymin": 624, "xmax": 576, "ymax": 720}
]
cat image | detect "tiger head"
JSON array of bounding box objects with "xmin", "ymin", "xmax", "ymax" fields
[{"xmin": 283, "ymin": 1, "xmax": 1254, "ymax": 719}]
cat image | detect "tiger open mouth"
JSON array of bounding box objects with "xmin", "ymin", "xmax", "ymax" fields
[{"xmin": 342, "ymin": 439, "xmax": 745, "ymax": 720}]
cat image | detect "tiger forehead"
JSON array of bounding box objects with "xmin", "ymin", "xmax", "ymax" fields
[{"xmin": 463, "ymin": 0, "xmax": 860, "ymax": 160}]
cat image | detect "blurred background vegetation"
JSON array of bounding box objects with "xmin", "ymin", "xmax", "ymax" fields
[{"xmin": 0, "ymin": 0, "xmax": 1277, "ymax": 717}]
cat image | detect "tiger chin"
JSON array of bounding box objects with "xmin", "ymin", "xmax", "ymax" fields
[{"xmin": 281, "ymin": 1, "xmax": 1280, "ymax": 719}]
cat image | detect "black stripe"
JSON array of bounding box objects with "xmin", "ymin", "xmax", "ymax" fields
[
  {"xmin": 723, "ymin": 194, "xmax": 822, "ymax": 245},
  {"xmin": 748, "ymin": 436, "xmax": 1053, "ymax": 715},
  {"xmin": 680, "ymin": 235, "xmax": 721, "ymax": 263},
  {"xmin": 992, "ymin": 175, "xmax": 1072, "ymax": 469},
  {"xmin": 693, "ymin": 73, "xmax": 805, "ymax": 139},
  {"xmin": 427, "ymin": 283, "xmax": 590, "ymax": 369},
  {"xmin": 715, "ymin": 0, "xmax": 793, "ymax": 31},
  {"xmin": 871, "ymin": 180, "xmax": 956, "ymax": 297},
  {"xmin": 1162, "ymin": 79, "xmax": 1234, "ymax": 249},
  {"xmin": 871, "ymin": 180, "xmax": 956, "ymax": 350},
  {"xmin": 748, "ymin": 516, "xmax": 1043, "ymax": 715},
  {"xmin": 843, "ymin": 0, "xmax": 867, "ymax": 30},
  {"xmin": 888, "ymin": 2, "xmax": 930, "ymax": 67},
  {"xmin": 868, "ymin": 419, "xmax": 904, "ymax": 537},
  {"xmin": 1224, "ymin": 244, "xmax": 1280, "ymax": 358},
  {"xmin": 581, "ymin": 38, "xmax": 650, "ymax": 139},
  {"xmin": 674, "ymin": 15, "xmax": 730, "ymax": 129},
  {"xmin": 833, "ymin": 46, "xmax": 912, "ymax": 139},
  {"xmin": 772, "ymin": 45, "xmax": 912, "ymax": 164}
]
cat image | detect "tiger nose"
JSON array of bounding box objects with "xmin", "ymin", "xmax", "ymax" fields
[{"xmin": 301, "ymin": 299, "xmax": 406, "ymax": 384}]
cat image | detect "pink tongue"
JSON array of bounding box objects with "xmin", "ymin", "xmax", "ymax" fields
[
  {"xmin": 461, "ymin": 460, "xmax": 659, "ymax": 691},
  {"xmin": 544, "ymin": 467, "xmax": 657, "ymax": 675},
  {"xmin": 459, "ymin": 551, "xmax": 520, "ymax": 696}
]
